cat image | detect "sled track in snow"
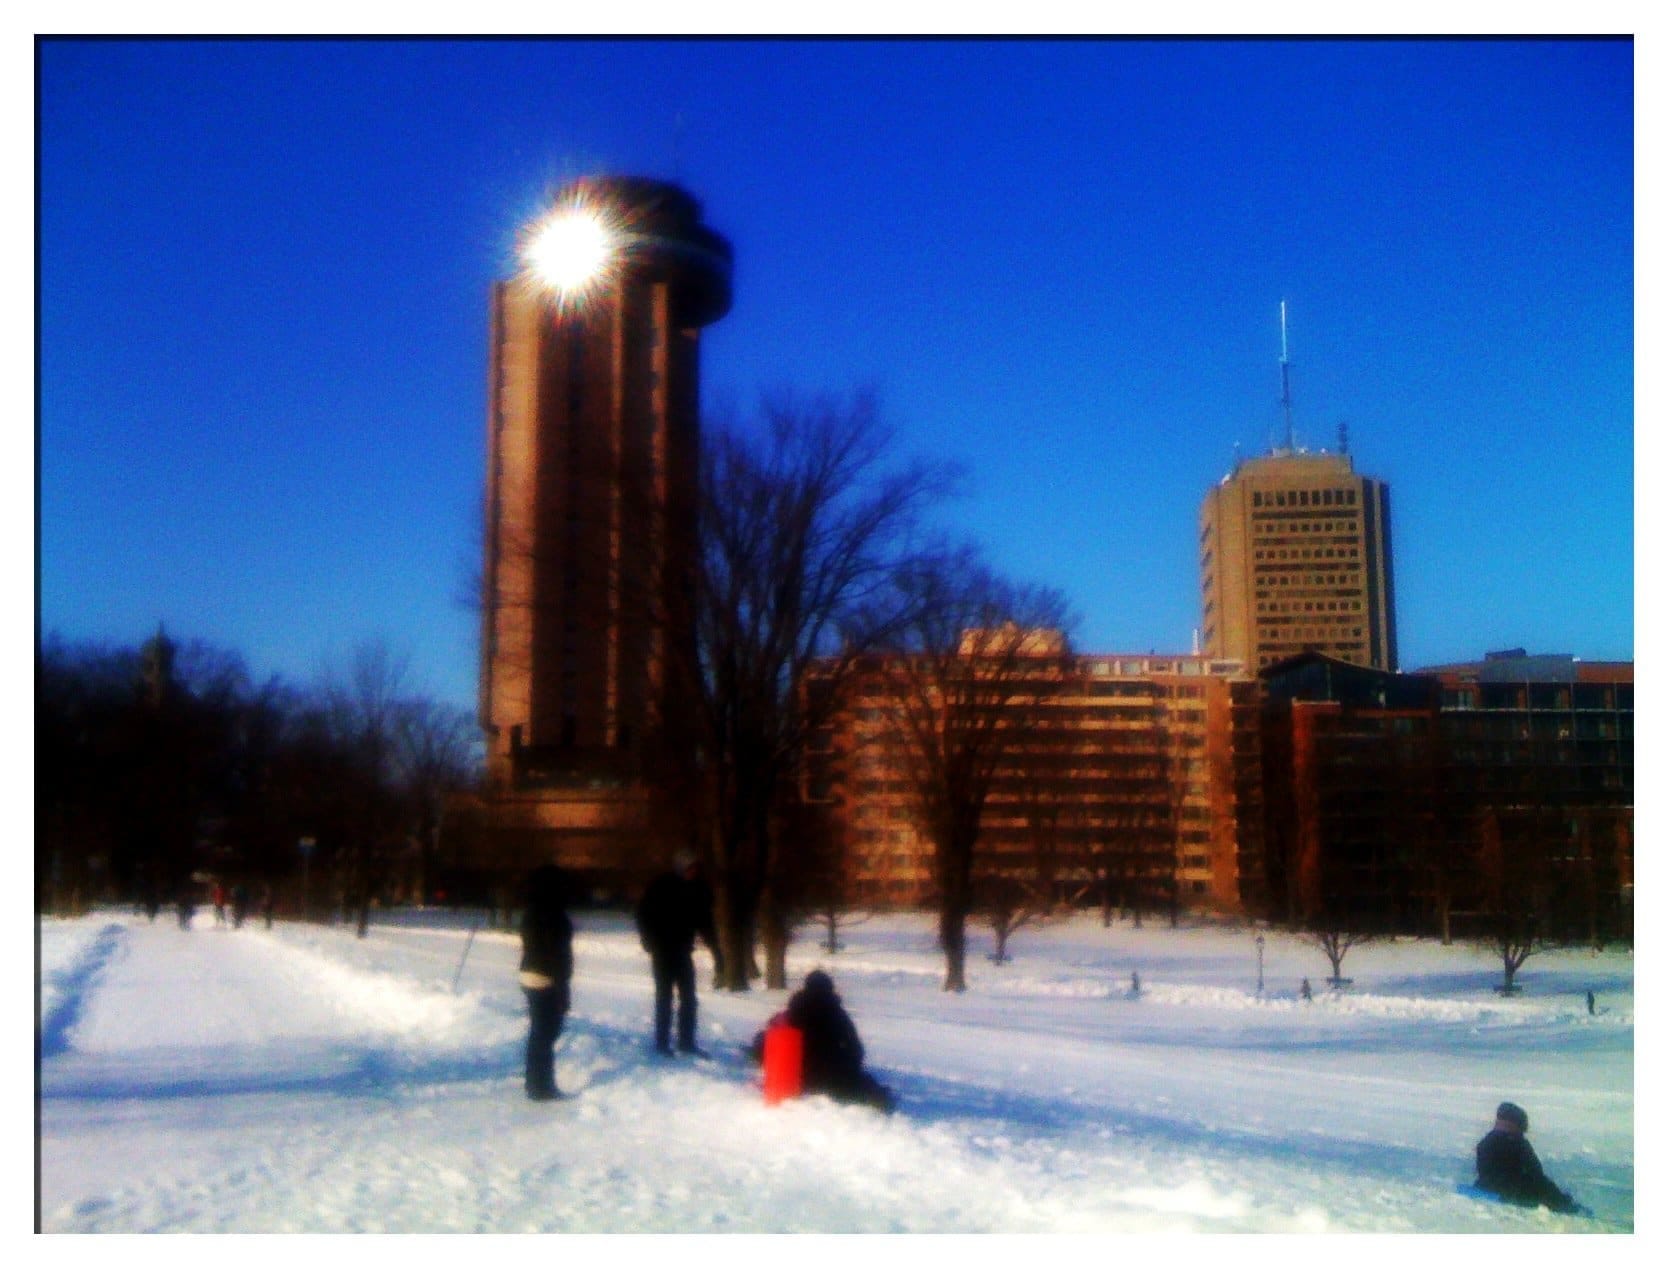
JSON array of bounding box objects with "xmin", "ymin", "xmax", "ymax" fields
[{"xmin": 40, "ymin": 923, "xmax": 125, "ymax": 1059}]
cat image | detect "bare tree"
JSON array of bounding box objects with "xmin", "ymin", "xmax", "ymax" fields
[
  {"xmin": 978, "ymin": 871, "xmax": 1049, "ymax": 965},
  {"xmin": 393, "ymin": 698, "xmax": 481, "ymax": 905},
  {"xmin": 1475, "ymin": 805, "xmax": 1556, "ymax": 993},
  {"xmin": 1300, "ymin": 920, "xmax": 1374, "ymax": 987},
  {"xmin": 675, "ymin": 391, "xmax": 956, "ymax": 989},
  {"xmin": 319, "ymin": 641, "xmax": 412, "ymax": 937},
  {"xmin": 873, "ymin": 559, "xmax": 1073, "ymax": 991}
]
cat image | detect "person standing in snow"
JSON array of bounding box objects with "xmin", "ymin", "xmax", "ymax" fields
[
  {"xmin": 518, "ymin": 864, "xmax": 574, "ymax": 1101},
  {"xmin": 634, "ymin": 850, "xmax": 721, "ymax": 1057},
  {"xmin": 784, "ymin": 969, "xmax": 895, "ymax": 1113},
  {"xmin": 1474, "ymin": 1101, "xmax": 1582, "ymax": 1213}
]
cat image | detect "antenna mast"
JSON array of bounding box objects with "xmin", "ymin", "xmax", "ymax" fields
[{"xmin": 1279, "ymin": 300, "xmax": 1295, "ymax": 451}]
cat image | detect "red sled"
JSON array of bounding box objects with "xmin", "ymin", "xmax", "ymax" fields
[{"xmin": 761, "ymin": 1019, "xmax": 804, "ymax": 1104}]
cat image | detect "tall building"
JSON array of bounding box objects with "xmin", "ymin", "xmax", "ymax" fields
[
  {"xmin": 478, "ymin": 176, "xmax": 731, "ymax": 886},
  {"xmin": 1200, "ymin": 449, "xmax": 1398, "ymax": 672}
]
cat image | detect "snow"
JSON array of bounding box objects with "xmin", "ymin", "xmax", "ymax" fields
[{"xmin": 34, "ymin": 907, "xmax": 1633, "ymax": 1237}]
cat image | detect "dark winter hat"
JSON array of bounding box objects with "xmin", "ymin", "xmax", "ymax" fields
[
  {"xmin": 1496, "ymin": 1102, "xmax": 1529, "ymax": 1131},
  {"xmin": 804, "ymin": 969, "xmax": 835, "ymax": 995}
]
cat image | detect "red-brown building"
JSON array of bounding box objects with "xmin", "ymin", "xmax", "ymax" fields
[
  {"xmin": 476, "ymin": 177, "xmax": 731, "ymax": 890},
  {"xmin": 1260, "ymin": 650, "xmax": 1632, "ymax": 940},
  {"xmin": 806, "ymin": 641, "xmax": 1266, "ymax": 916}
]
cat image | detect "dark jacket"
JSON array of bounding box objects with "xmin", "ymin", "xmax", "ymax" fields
[
  {"xmin": 786, "ymin": 973, "xmax": 866, "ymax": 1093},
  {"xmin": 520, "ymin": 867, "xmax": 574, "ymax": 1002},
  {"xmin": 1475, "ymin": 1129, "xmax": 1578, "ymax": 1212},
  {"xmin": 634, "ymin": 869, "xmax": 716, "ymax": 960}
]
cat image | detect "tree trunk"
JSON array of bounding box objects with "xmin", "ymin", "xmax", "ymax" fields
[
  {"xmin": 712, "ymin": 871, "xmax": 753, "ymax": 992},
  {"xmin": 759, "ymin": 886, "xmax": 789, "ymax": 990},
  {"xmin": 941, "ymin": 906, "xmax": 968, "ymax": 992}
]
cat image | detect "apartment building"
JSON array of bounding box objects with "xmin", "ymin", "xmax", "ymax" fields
[{"xmin": 810, "ymin": 644, "xmax": 1265, "ymax": 916}]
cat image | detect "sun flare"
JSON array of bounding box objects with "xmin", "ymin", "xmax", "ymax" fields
[{"xmin": 520, "ymin": 202, "xmax": 617, "ymax": 301}]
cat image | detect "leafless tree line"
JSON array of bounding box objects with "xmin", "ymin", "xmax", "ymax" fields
[{"xmin": 37, "ymin": 631, "xmax": 479, "ymax": 930}]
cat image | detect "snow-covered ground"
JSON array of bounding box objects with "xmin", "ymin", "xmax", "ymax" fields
[{"xmin": 36, "ymin": 907, "xmax": 1632, "ymax": 1234}]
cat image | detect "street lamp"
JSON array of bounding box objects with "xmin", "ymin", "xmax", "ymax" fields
[
  {"xmin": 1255, "ymin": 933, "xmax": 1266, "ymax": 995},
  {"xmin": 299, "ymin": 836, "xmax": 316, "ymax": 917}
]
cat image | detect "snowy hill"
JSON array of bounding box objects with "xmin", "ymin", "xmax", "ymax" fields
[{"xmin": 37, "ymin": 908, "xmax": 1631, "ymax": 1233}]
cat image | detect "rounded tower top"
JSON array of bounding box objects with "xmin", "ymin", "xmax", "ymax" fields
[{"xmin": 550, "ymin": 175, "xmax": 733, "ymax": 327}]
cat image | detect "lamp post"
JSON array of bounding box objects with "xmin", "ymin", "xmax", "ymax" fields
[
  {"xmin": 299, "ymin": 836, "xmax": 315, "ymax": 918},
  {"xmin": 1255, "ymin": 933, "xmax": 1266, "ymax": 995}
]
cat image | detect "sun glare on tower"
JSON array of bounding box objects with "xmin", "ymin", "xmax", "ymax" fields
[{"xmin": 520, "ymin": 201, "xmax": 616, "ymax": 302}]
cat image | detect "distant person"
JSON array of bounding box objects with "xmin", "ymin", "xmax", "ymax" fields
[
  {"xmin": 231, "ymin": 883, "xmax": 250, "ymax": 929},
  {"xmin": 1475, "ymin": 1101, "xmax": 1582, "ymax": 1213},
  {"xmin": 212, "ymin": 882, "xmax": 227, "ymax": 927},
  {"xmin": 634, "ymin": 850, "xmax": 721, "ymax": 1057},
  {"xmin": 176, "ymin": 886, "xmax": 196, "ymax": 930},
  {"xmin": 261, "ymin": 883, "xmax": 275, "ymax": 930},
  {"xmin": 780, "ymin": 970, "xmax": 895, "ymax": 1113},
  {"xmin": 518, "ymin": 864, "xmax": 574, "ymax": 1101},
  {"xmin": 1300, "ymin": 978, "xmax": 1313, "ymax": 1002}
]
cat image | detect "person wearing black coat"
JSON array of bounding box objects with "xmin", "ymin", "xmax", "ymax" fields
[
  {"xmin": 1475, "ymin": 1101, "xmax": 1581, "ymax": 1213},
  {"xmin": 785, "ymin": 970, "xmax": 895, "ymax": 1113},
  {"xmin": 633, "ymin": 851, "xmax": 721, "ymax": 1057},
  {"xmin": 519, "ymin": 864, "xmax": 574, "ymax": 1101}
]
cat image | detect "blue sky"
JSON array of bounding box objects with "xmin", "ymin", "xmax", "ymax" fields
[{"xmin": 37, "ymin": 38, "xmax": 1633, "ymax": 710}]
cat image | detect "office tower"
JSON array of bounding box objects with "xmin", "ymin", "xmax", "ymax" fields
[
  {"xmin": 479, "ymin": 176, "xmax": 731, "ymax": 882},
  {"xmin": 1199, "ymin": 311, "xmax": 1395, "ymax": 672},
  {"xmin": 1199, "ymin": 450, "xmax": 1397, "ymax": 672}
]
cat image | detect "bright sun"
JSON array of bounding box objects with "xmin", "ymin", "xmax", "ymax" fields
[{"xmin": 521, "ymin": 208, "xmax": 614, "ymax": 298}]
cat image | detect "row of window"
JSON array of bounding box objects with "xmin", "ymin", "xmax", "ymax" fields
[
  {"xmin": 1254, "ymin": 519, "xmax": 1355, "ymax": 537},
  {"xmin": 1252, "ymin": 487, "xmax": 1358, "ymax": 508},
  {"xmin": 1443, "ymin": 684, "xmax": 1635, "ymax": 712},
  {"xmin": 1259, "ymin": 621, "xmax": 1367, "ymax": 637},
  {"xmin": 1258, "ymin": 599, "xmax": 1363, "ymax": 614},
  {"xmin": 1256, "ymin": 573, "xmax": 1359, "ymax": 590},
  {"xmin": 1256, "ymin": 546, "xmax": 1361, "ymax": 561}
]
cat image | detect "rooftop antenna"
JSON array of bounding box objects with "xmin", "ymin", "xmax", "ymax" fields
[
  {"xmin": 1279, "ymin": 300, "xmax": 1295, "ymax": 451},
  {"xmin": 1338, "ymin": 419, "xmax": 1350, "ymax": 455}
]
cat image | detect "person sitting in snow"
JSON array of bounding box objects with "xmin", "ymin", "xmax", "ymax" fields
[
  {"xmin": 776, "ymin": 970, "xmax": 895, "ymax": 1114},
  {"xmin": 1474, "ymin": 1101, "xmax": 1582, "ymax": 1213}
]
